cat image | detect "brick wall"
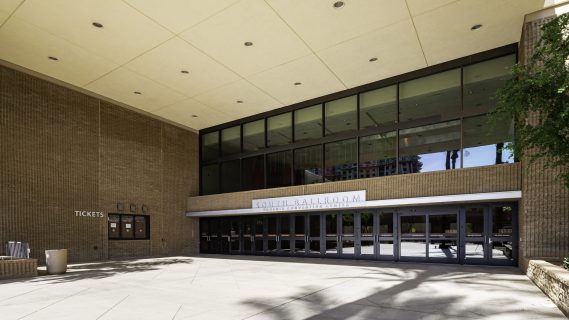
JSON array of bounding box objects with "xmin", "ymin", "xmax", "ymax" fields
[
  {"xmin": 0, "ymin": 65, "xmax": 199, "ymax": 264},
  {"xmin": 188, "ymin": 163, "xmax": 521, "ymax": 212},
  {"xmin": 519, "ymin": 10, "xmax": 569, "ymax": 260}
]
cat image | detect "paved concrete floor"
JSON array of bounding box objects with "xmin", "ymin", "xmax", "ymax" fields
[{"xmin": 0, "ymin": 255, "xmax": 565, "ymax": 320}]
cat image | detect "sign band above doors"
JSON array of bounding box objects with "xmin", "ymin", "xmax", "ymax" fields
[{"xmin": 252, "ymin": 191, "xmax": 366, "ymax": 212}]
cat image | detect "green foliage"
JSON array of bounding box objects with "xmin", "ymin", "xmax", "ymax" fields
[
  {"xmin": 493, "ymin": 13, "xmax": 569, "ymax": 188},
  {"xmin": 564, "ymin": 253, "xmax": 569, "ymax": 270}
]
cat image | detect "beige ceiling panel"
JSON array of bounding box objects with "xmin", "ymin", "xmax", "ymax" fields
[
  {"xmin": 415, "ymin": 0, "xmax": 544, "ymax": 66},
  {"xmin": 180, "ymin": 0, "xmax": 310, "ymax": 77},
  {"xmin": 194, "ymin": 80, "xmax": 283, "ymax": 119},
  {"xmin": 0, "ymin": 18, "xmax": 118, "ymax": 86},
  {"xmin": 0, "ymin": 0, "xmax": 23, "ymax": 24},
  {"xmin": 318, "ymin": 19, "xmax": 426, "ymax": 88},
  {"xmin": 266, "ymin": 0, "xmax": 409, "ymax": 51},
  {"xmin": 248, "ymin": 54, "xmax": 346, "ymax": 106},
  {"xmin": 406, "ymin": 0, "xmax": 458, "ymax": 16},
  {"xmin": 85, "ymin": 67, "xmax": 186, "ymax": 113},
  {"xmin": 123, "ymin": 0, "xmax": 240, "ymax": 34},
  {"xmin": 155, "ymin": 98, "xmax": 233, "ymax": 130},
  {"xmin": 13, "ymin": 0, "xmax": 172, "ymax": 64},
  {"xmin": 126, "ymin": 37, "xmax": 240, "ymax": 97}
]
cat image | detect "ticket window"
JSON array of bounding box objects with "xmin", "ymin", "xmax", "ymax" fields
[
  {"xmin": 108, "ymin": 215, "xmax": 120, "ymax": 239},
  {"xmin": 135, "ymin": 216, "xmax": 148, "ymax": 239},
  {"xmin": 121, "ymin": 216, "xmax": 134, "ymax": 239}
]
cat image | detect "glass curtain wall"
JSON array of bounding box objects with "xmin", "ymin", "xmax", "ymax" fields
[{"xmin": 200, "ymin": 52, "xmax": 517, "ymax": 195}]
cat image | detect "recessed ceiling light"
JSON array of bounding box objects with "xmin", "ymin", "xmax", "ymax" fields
[
  {"xmin": 180, "ymin": 70, "xmax": 189, "ymax": 74},
  {"xmin": 333, "ymin": 1, "xmax": 345, "ymax": 9},
  {"xmin": 92, "ymin": 22, "xmax": 103, "ymax": 28},
  {"xmin": 244, "ymin": 42, "xmax": 253, "ymax": 47},
  {"xmin": 48, "ymin": 56, "xmax": 59, "ymax": 61},
  {"xmin": 191, "ymin": 115, "xmax": 198, "ymax": 118},
  {"xmin": 236, "ymin": 100, "xmax": 243, "ymax": 103},
  {"xmin": 294, "ymin": 82, "xmax": 302, "ymax": 86},
  {"xmin": 369, "ymin": 57, "xmax": 378, "ymax": 62},
  {"xmin": 133, "ymin": 91, "xmax": 142, "ymax": 95},
  {"xmin": 471, "ymin": 24, "xmax": 483, "ymax": 30}
]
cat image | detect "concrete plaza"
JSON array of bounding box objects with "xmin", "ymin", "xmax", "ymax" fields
[{"xmin": 0, "ymin": 255, "xmax": 565, "ymax": 320}]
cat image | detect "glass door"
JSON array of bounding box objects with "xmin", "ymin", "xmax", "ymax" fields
[
  {"xmin": 339, "ymin": 213, "xmax": 355, "ymax": 257},
  {"xmin": 254, "ymin": 215, "xmax": 265, "ymax": 254},
  {"xmin": 308, "ymin": 214, "xmax": 321, "ymax": 256},
  {"xmin": 229, "ymin": 218, "xmax": 240, "ymax": 254},
  {"xmin": 218, "ymin": 218, "xmax": 230, "ymax": 254},
  {"xmin": 324, "ymin": 213, "xmax": 338, "ymax": 256},
  {"xmin": 293, "ymin": 214, "xmax": 307, "ymax": 255},
  {"xmin": 266, "ymin": 215, "xmax": 278, "ymax": 255},
  {"xmin": 209, "ymin": 218, "xmax": 221, "ymax": 253},
  {"xmin": 242, "ymin": 216, "xmax": 254, "ymax": 254},
  {"xmin": 427, "ymin": 211, "xmax": 458, "ymax": 262},
  {"xmin": 462, "ymin": 207, "xmax": 486, "ymax": 264},
  {"xmin": 378, "ymin": 211, "xmax": 396, "ymax": 260},
  {"xmin": 279, "ymin": 215, "xmax": 292, "ymax": 255},
  {"xmin": 199, "ymin": 218, "xmax": 212, "ymax": 253},
  {"xmin": 399, "ymin": 213, "xmax": 427, "ymax": 261},
  {"xmin": 358, "ymin": 212, "xmax": 377, "ymax": 259}
]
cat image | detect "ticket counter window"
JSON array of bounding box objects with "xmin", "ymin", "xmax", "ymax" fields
[
  {"xmin": 121, "ymin": 216, "xmax": 134, "ymax": 239},
  {"xmin": 108, "ymin": 214, "xmax": 150, "ymax": 240},
  {"xmin": 135, "ymin": 216, "xmax": 148, "ymax": 239},
  {"xmin": 108, "ymin": 215, "xmax": 120, "ymax": 239}
]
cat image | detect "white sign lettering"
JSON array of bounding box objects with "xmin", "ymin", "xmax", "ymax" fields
[
  {"xmin": 252, "ymin": 191, "xmax": 366, "ymax": 212},
  {"xmin": 74, "ymin": 211, "xmax": 105, "ymax": 218}
]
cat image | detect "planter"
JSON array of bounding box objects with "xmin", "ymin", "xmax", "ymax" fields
[{"xmin": 45, "ymin": 249, "xmax": 67, "ymax": 275}]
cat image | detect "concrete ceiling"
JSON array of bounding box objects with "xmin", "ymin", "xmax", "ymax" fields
[{"xmin": 0, "ymin": 0, "xmax": 555, "ymax": 131}]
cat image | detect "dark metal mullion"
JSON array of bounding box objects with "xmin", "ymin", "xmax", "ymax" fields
[
  {"xmin": 460, "ymin": 67, "xmax": 464, "ymax": 169},
  {"xmin": 321, "ymin": 103, "xmax": 326, "ymax": 183},
  {"xmin": 356, "ymin": 94, "xmax": 360, "ymax": 180}
]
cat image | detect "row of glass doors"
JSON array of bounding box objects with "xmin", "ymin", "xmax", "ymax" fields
[{"xmin": 199, "ymin": 204, "xmax": 517, "ymax": 265}]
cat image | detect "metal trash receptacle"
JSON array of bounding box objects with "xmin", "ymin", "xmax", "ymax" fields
[{"xmin": 45, "ymin": 249, "xmax": 67, "ymax": 274}]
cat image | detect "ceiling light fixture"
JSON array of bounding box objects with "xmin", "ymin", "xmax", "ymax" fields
[
  {"xmin": 180, "ymin": 70, "xmax": 189, "ymax": 74},
  {"xmin": 244, "ymin": 42, "xmax": 253, "ymax": 47},
  {"xmin": 369, "ymin": 57, "xmax": 378, "ymax": 62},
  {"xmin": 333, "ymin": 1, "xmax": 345, "ymax": 9},
  {"xmin": 48, "ymin": 56, "xmax": 59, "ymax": 61},
  {"xmin": 92, "ymin": 22, "xmax": 104, "ymax": 28},
  {"xmin": 133, "ymin": 91, "xmax": 142, "ymax": 95},
  {"xmin": 236, "ymin": 100, "xmax": 243, "ymax": 103},
  {"xmin": 471, "ymin": 24, "xmax": 483, "ymax": 30},
  {"xmin": 294, "ymin": 82, "xmax": 302, "ymax": 86}
]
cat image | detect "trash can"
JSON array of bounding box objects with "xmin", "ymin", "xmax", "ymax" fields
[{"xmin": 45, "ymin": 249, "xmax": 67, "ymax": 274}]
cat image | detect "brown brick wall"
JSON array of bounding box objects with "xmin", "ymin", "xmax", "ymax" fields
[
  {"xmin": 188, "ymin": 163, "xmax": 521, "ymax": 212},
  {"xmin": 0, "ymin": 65, "xmax": 199, "ymax": 264},
  {"xmin": 519, "ymin": 13, "xmax": 569, "ymax": 260}
]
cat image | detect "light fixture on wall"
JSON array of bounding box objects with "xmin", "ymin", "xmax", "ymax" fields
[
  {"xmin": 142, "ymin": 205, "xmax": 148, "ymax": 213},
  {"xmin": 130, "ymin": 204, "xmax": 137, "ymax": 212},
  {"xmin": 117, "ymin": 202, "xmax": 124, "ymax": 211}
]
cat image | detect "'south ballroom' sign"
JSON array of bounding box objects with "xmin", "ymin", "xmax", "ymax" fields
[{"xmin": 252, "ymin": 191, "xmax": 366, "ymax": 212}]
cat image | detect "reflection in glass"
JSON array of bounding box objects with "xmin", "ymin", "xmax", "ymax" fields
[
  {"xmin": 429, "ymin": 214, "xmax": 457, "ymax": 237},
  {"xmin": 463, "ymin": 55, "xmax": 515, "ymax": 113},
  {"xmin": 243, "ymin": 219, "xmax": 253, "ymax": 252},
  {"xmin": 361, "ymin": 240, "xmax": 375, "ymax": 255},
  {"xmin": 399, "ymin": 121, "xmax": 461, "ymax": 174},
  {"xmin": 359, "ymin": 132, "xmax": 397, "ymax": 178},
  {"xmin": 325, "ymin": 95, "xmax": 357, "ymax": 135},
  {"xmin": 294, "ymin": 215, "xmax": 305, "ymax": 236},
  {"xmin": 295, "ymin": 104, "xmax": 322, "ymax": 142},
  {"xmin": 492, "ymin": 206, "xmax": 513, "ymax": 237},
  {"xmin": 342, "ymin": 214, "xmax": 354, "ymax": 236},
  {"xmin": 463, "ymin": 115, "xmax": 514, "ymax": 168},
  {"xmin": 379, "ymin": 241, "xmax": 394, "ymax": 256},
  {"xmin": 401, "ymin": 216, "xmax": 426, "ymax": 237},
  {"xmin": 360, "ymin": 85, "xmax": 397, "ymax": 129},
  {"xmin": 342, "ymin": 240, "xmax": 355, "ymax": 254},
  {"xmin": 400, "ymin": 240, "xmax": 426, "ymax": 257},
  {"xmin": 268, "ymin": 240, "xmax": 277, "ymax": 252},
  {"xmin": 325, "ymin": 139, "xmax": 357, "ymax": 182},
  {"xmin": 221, "ymin": 126, "xmax": 240, "ymax": 156},
  {"xmin": 201, "ymin": 132, "xmax": 219, "ymax": 162},
  {"xmin": 492, "ymin": 241, "xmax": 514, "ymax": 260},
  {"xmin": 202, "ymin": 164, "xmax": 219, "ymax": 195},
  {"xmin": 361, "ymin": 212, "xmax": 374, "ymax": 237},
  {"xmin": 230, "ymin": 219, "xmax": 239, "ymax": 251},
  {"xmin": 325, "ymin": 214, "xmax": 337, "ymax": 236},
  {"xmin": 294, "ymin": 240, "xmax": 305, "ymax": 253},
  {"xmin": 309, "ymin": 215, "xmax": 320, "ymax": 237},
  {"xmin": 399, "ymin": 69, "xmax": 461, "ymax": 123},
  {"xmin": 243, "ymin": 119, "xmax": 265, "ymax": 152},
  {"xmin": 281, "ymin": 239, "xmax": 290, "ymax": 252},
  {"xmin": 267, "ymin": 113, "xmax": 292, "ymax": 147},
  {"xmin": 326, "ymin": 240, "xmax": 338, "ymax": 254},
  {"xmin": 309, "ymin": 240, "xmax": 320, "ymax": 254},
  {"xmin": 221, "ymin": 160, "xmax": 240, "ymax": 193},
  {"xmin": 267, "ymin": 151, "xmax": 292, "ymax": 188},
  {"xmin": 429, "ymin": 240, "xmax": 458, "ymax": 259},
  {"xmin": 294, "ymin": 145, "xmax": 323, "ymax": 185},
  {"xmin": 379, "ymin": 212, "xmax": 393, "ymax": 236},
  {"xmin": 466, "ymin": 208, "xmax": 485, "ymax": 237},
  {"xmin": 465, "ymin": 241, "xmax": 485, "ymax": 259},
  {"xmin": 242, "ymin": 155, "xmax": 264, "ymax": 191}
]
